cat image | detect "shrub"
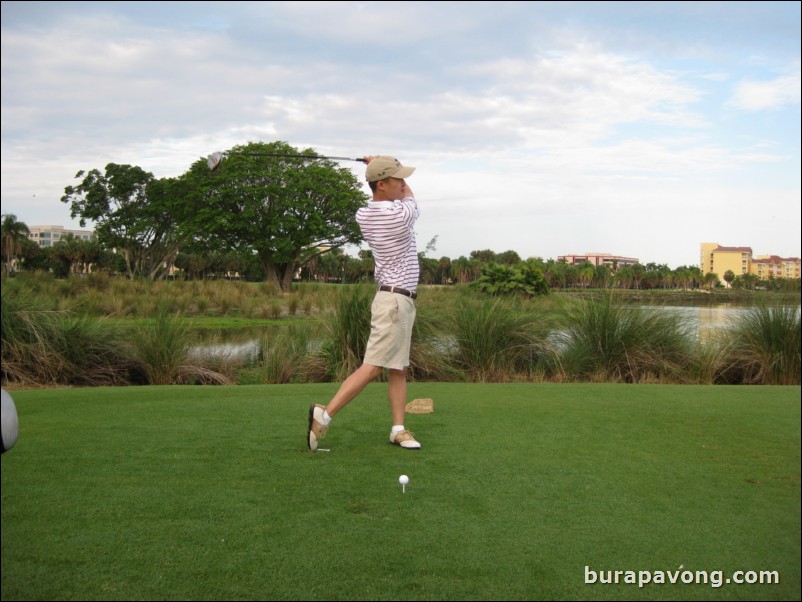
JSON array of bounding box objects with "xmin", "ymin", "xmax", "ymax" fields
[
  {"xmin": 316, "ymin": 285, "xmax": 373, "ymax": 381},
  {"xmin": 408, "ymin": 299, "xmax": 461, "ymax": 382},
  {"xmin": 451, "ymin": 297, "xmax": 552, "ymax": 381},
  {"xmin": 130, "ymin": 307, "xmax": 229, "ymax": 385},
  {"xmin": 472, "ymin": 262, "xmax": 550, "ymax": 297},
  {"xmin": 1, "ymin": 285, "xmax": 131, "ymax": 386},
  {"xmin": 555, "ymin": 293, "xmax": 695, "ymax": 382},
  {"xmin": 260, "ymin": 324, "xmax": 316, "ymax": 384},
  {"xmin": 716, "ymin": 305, "xmax": 800, "ymax": 384}
]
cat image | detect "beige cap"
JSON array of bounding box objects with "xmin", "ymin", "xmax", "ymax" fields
[{"xmin": 365, "ymin": 156, "xmax": 415, "ymax": 182}]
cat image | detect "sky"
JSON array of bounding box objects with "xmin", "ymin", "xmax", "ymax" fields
[{"xmin": 1, "ymin": 1, "xmax": 800, "ymax": 269}]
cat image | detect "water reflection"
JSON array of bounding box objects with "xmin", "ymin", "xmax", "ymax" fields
[
  {"xmin": 638, "ymin": 304, "xmax": 800, "ymax": 342},
  {"xmin": 188, "ymin": 327, "xmax": 272, "ymax": 363}
]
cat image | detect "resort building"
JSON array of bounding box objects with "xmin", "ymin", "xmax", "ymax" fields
[
  {"xmin": 700, "ymin": 243, "xmax": 800, "ymax": 281},
  {"xmin": 557, "ymin": 253, "xmax": 640, "ymax": 270},
  {"xmin": 751, "ymin": 255, "xmax": 801, "ymax": 280},
  {"xmin": 700, "ymin": 243, "xmax": 752, "ymax": 279},
  {"xmin": 27, "ymin": 225, "xmax": 94, "ymax": 247}
]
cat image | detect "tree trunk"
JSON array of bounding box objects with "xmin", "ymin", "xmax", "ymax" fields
[
  {"xmin": 263, "ymin": 260, "xmax": 298, "ymax": 292},
  {"xmin": 280, "ymin": 261, "xmax": 297, "ymax": 292},
  {"xmin": 263, "ymin": 263, "xmax": 281, "ymax": 290}
]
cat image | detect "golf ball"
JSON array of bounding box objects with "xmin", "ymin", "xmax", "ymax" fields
[{"xmin": 399, "ymin": 475, "xmax": 409, "ymax": 485}]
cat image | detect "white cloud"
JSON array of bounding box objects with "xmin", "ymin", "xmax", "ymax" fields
[{"xmin": 728, "ymin": 69, "xmax": 802, "ymax": 110}]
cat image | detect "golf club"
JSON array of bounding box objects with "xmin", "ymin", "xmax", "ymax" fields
[{"xmin": 207, "ymin": 151, "xmax": 367, "ymax": 171}]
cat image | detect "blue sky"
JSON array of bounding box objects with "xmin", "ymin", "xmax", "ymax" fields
[{"xmin": 2, "ymin": 1, "xmax": 799, "ymax": 268}]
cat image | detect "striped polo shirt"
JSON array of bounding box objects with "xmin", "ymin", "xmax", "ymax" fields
[{"xmin": 356, "ymin": 197, "xmax": 420, "ymax": 292}]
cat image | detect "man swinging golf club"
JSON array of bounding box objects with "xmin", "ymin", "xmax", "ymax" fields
[{"xmin": 308, "ymin": 155, "xmax": 421, "ymax": 451}]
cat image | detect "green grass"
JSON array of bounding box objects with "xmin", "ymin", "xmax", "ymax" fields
[{"xmin": 2, "ymin": 384, "xmax": 800, "ymax": 601}]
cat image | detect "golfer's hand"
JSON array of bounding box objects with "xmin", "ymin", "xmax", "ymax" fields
[{"xmin": 362, "ymin": 155, "xmax": 375, "ymax": 164}]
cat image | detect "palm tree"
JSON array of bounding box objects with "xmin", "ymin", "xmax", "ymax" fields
[
  {"xmin": 451, "ymin": 256, "xmax": 473, "ymax": 284},
  {"xmin": 615, "ymin": 265, "xmax": 634, "ymax": 289},
  {"xmin": 723, "ymin": 270, "xmax": 736, "ymax": 288},
  {"xmin": 579, "ymin": 262, "xmax": 595, "ymax": 288},
  {"xmin": 53, "ymin": 233, "xmax": 83, "ymax": 274},
  {"xmin": 704, "ymin": 272, "xmax": 719, "ymax": 290},
  {"xmin": 631, "ymin": 263, "xmax": 645, "ymax": 290},
  {"xmin": 674, "ymin": 266, "xmax": 692, "ymax": 290},
  {"xmin": 594, "ymin": 264, "xmax": 613, "ymax": 288},
  {"xmin": 1, "ymin": 214, "xmax": 31, "ymax": 276},
  {"xmin": 438, "ymin": 256, "xmax": 452, "ymax": 284}
]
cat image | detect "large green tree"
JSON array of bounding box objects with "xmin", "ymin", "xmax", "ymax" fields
[
  {"xmin": 61, "ymin": 164, "xmax": 187, "ymax": 279},
  {"xmin": 181, "ymin": 141, "xmax": 369, "ymax": 291}
]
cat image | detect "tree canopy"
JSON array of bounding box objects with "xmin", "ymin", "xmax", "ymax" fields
[
  {"xmin": 60, "ymin": 141, "xmax": 369, "ymax": 289},
  {"xmin": 61, "ymin": 164, "xmax": 186, "ymax": 279},
  {"xmin": 178, "ymin": 141, "xmax": 369, "ymax": 290}
]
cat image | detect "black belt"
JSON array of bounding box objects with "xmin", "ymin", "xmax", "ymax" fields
[{"xmin": 379, "ymin": 285, "xmax": 417, "ymax": 300}]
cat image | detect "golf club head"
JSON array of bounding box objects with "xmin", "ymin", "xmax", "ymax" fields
[{"xmin": 207, "ymin": 152, "xmax": 224, "ymax": 171}]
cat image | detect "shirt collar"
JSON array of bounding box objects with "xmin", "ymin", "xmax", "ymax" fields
[{"xmin": 368, "ymin": 200, "xmax": 397, "ymax": 209}]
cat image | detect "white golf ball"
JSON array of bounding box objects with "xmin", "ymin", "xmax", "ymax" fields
[{"xmin": 399, "ymin": 475, "xmax": 409, "ymax": 485}]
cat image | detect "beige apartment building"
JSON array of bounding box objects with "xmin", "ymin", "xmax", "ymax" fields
[
  {"xmin": 27, "ymin": 225, "xmax": 94, "ymax": 247},
  {"xmin": 700, "ymin": 243, "xmax": 800, "ymax": 282}
]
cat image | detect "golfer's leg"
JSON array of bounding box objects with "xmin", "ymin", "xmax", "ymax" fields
[
  {"xmin": 387, "ymin": 368, "xmax": 407, "ymax": 426},
  {"xmin": 326, "ymin": 363, "xmax": 382, "ymax": 417}
]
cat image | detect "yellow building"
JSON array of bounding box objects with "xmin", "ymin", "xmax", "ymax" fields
[
  {"xmin": 701, "ymin": 243, "xmax": 800, "ymax": 283},
  {"xmin": 751, "ymin": 255, "xmax": 801, "ymax": 280},
  {"xmin": 700, "ymin": 243, "xmax": 752, "ymax": 280}
]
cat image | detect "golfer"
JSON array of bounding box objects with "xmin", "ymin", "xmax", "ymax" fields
[{"xmin": 308, "ymin": 155, "xmax": 421, "ymax": 451}]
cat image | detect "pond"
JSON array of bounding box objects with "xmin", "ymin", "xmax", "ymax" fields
[
  {"xmin": 638, "ymin": 304, "xmax": 751, "ymax": 339},
  {"xmin": 188, "ymin": 327, "xmax": 271, "ymax": 364},
  {"xmin": 188, "ymin": 303, "xmax": 801, "ymax": 361}
]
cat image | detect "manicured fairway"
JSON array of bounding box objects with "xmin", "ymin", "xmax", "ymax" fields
[{"xmin": 2, "ymin": 383, "xmax": 799, "ymax": 600}]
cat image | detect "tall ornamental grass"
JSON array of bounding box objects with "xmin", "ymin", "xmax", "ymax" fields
[
  {"xmin": 450, "ymin": 297, "xmax": 554, "ymax": 381},
  {"xmin": 260, "ymin": 323, "xmax": 318, "ymax": 384},
  {"xmin": 316, "ymin": 285, "xmax": 374, "ymax": 381},
  {"xmin": 716, "ymin": 305, "xmax": 801, "ymax": 385},
  {"xmin": 1, "ymin": 285, "xmax": 130, "ymax": 386},
  {"xmin": 131, "ymin": 307, "xmax": 230, "ymax": 385},
  {"xmin": 50, "ymin": 316, "xmax": 133, "ymax": 386},
  {"xmin": 555, "ymin": 293, "xmax": 695, "ymax": 382},
  {"xmin": 3, "ymin": 274, "xmax": 800, "ymax": 386},
  {"xmin": 2, "ymin": 284, "xmax": 67, "ymax": 385},
  {"xmin": 408, "ymin": 298, "xmax": 462, "ymax": 382}
]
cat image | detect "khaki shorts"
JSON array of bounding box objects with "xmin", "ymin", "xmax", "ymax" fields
[{"xmin": 363, "ymin": 291, "xmax": 416, "ymax": 370}]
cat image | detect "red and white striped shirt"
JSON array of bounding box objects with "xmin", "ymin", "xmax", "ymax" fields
[{"xmin": 356, "ymin": 197, "xmax": 420, "ymax": 292}]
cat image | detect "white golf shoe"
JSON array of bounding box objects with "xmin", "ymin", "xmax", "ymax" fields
[
  {"xmin": 307, "ymin": 404, "xmax": 328, "ymax": 451},
  {"xmin": 390, "ymin": 429, "xmax": 421, "ymax": 450}
]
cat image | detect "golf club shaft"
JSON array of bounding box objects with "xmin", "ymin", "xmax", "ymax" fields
[
  {"xmin": 235, "ymin": 153, "xmax": 366, "ymax": 163},
  {"xmin": 207, "ymin": 150, "xmax": 367, "ymax": 171}
]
